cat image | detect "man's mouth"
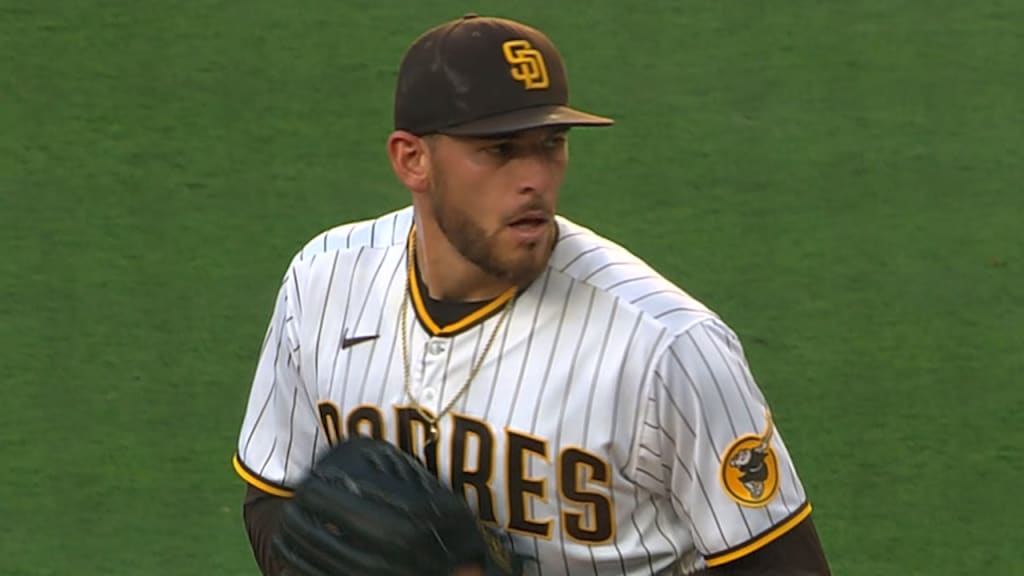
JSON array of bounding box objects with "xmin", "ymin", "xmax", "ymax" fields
[{"xmin": 508, "ymin": 211, "xmax": 549, "ymax": 229}]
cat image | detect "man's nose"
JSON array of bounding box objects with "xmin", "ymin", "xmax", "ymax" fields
[{"xmin": 511, "ymin": 151, "xmax": 559, "ymax": 194}]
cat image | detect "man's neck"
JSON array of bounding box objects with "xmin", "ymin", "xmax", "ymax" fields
[{"xmin": 413, "ymin": 223, "xmax": 513, "ymax": 303}]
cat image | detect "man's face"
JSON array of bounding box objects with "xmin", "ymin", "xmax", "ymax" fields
[{"xmin": 424, "ymin": 126, "xmax": 569, "ymax": 288}]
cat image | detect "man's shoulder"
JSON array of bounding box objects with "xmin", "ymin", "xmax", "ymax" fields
[
  {"xmin": 291, "ymin": 206, "xmax": 413, "ymax": 266},
  {"xmin": 550, "ymin": 215, "xmax": 718, "ymax": 334}
]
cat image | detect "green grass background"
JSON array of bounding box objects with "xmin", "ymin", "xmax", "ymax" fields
[{"xmin": 2, "ymin": 1, "xmax": 1021, "ymax": 574}]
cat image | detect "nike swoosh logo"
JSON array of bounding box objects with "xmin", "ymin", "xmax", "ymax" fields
[{"xmin": 340, "ymin": 329, "xmax": 379, "ymax": 350}]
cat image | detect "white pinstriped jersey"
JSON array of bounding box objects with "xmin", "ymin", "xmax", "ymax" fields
[{"xmin": 235, "ymin": 206, "xmax": 811, "ymax": 575}]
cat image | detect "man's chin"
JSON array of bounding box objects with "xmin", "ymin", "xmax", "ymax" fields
[{"xmin": 503, "ymin": 252, "xmax": 552, "ymax": 288}]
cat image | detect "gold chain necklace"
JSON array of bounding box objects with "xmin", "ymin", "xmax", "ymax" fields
[{"xmin": 400, "ymin": 244, "xmax": 514, "ymax": 444}]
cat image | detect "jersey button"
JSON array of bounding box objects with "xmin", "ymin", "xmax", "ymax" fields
[
  {"xmin": 422, "ymin": 387, "xmax": 437, "ymax": 402},
  {"xmin": 427, "ymin": 340, "xmax": 446, "ymax": 355}
]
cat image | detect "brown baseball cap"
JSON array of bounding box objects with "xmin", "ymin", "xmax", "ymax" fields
[{"xmin": 393, "ymin": 14, "xmax": 614, "ymax": 137}]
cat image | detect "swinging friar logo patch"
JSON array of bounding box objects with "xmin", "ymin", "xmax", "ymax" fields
[{"xmin": 720, "ymin": 411, "xmax": 780, "ymax": 507}]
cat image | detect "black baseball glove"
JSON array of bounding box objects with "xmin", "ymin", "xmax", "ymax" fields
[{"xmin": 272, "ymin": 436, "xmax": 523, "ymax": 576}]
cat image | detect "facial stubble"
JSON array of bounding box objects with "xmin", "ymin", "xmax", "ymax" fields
[{"xmin": 428, "ymin": 164, "xmax": 552, "ymax": 289}]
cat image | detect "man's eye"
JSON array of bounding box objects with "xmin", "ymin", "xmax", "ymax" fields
[
  {"xmin": 486, "ymin": 142, "xmax": 515, "ymax": 157},
  {"xmin": 545, "ymin": 136, "xmax": 568, "ymax": 149}
]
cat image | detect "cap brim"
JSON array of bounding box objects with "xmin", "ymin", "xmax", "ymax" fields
[{"xmin": 438, "ymin": 104, "xmax": 613, "ymax": 137}]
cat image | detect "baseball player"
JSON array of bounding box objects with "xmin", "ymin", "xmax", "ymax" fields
[{"xmin": 234, "ymin": 14, "xmax": 831, "ymax": 576}]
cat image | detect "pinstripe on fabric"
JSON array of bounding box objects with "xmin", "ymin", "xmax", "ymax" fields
[{"xmin": 234, "ymin": 206, "xmax": 811, "ymax": 575}]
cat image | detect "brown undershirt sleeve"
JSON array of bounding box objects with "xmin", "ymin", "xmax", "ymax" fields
[
  {"xmin": 701, "ymin": 516, "xmax": 831, "ymax": 575},
  {"xmin": 243, "ymin": 484, "xmax": 288, "ymax": 576}
]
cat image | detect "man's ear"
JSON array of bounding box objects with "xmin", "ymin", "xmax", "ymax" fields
[{"xmin": 387, "ymin": 131, "xmax": 432, "ymax": 194}]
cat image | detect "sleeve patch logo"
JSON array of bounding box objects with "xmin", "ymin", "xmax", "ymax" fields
[{"xmin": 720, "ymin": 411, "xmax": 780, "ymax": 507}]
